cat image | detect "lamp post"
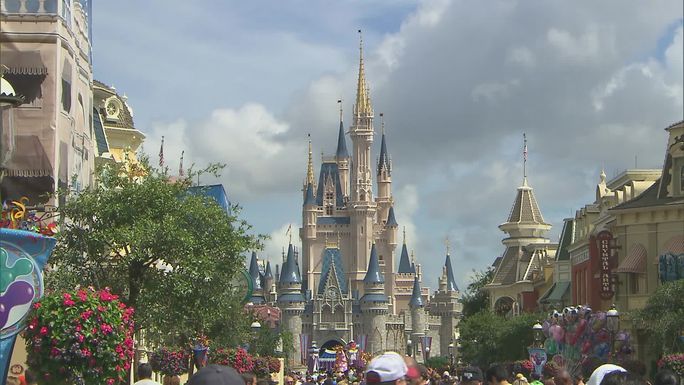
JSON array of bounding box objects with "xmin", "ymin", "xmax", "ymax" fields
[
  {"xmin": 456, "ymin": 340, "xmax": 463, "ymax": 367},
  {"xmin": 251, "ymin": 320, "xmax": 262, "ymax": 354},
  {"xmin": 606, "ymin": 304, "xmax": 620, "ymax": 362},
  {"xmin": 406, "ymin": 339, "xmax": 413, "ymax": 357},
  {"xmin": 448, "ymin": 340, "xmax": 455, "ymax": 369},
  {"xmin": 532, "ymin": 321, "xmax": 544, "ymax": 348},
  {"xmin": 0, "ymin": 73, "xmax": 25, "ymax": 182}
]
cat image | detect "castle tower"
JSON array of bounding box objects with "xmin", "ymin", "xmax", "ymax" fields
[
  {"xmin": 429, "ymin": 248, "xmax": 462, "ymax": 357},
  {"xmin": 336, "ymin": 103, "xmax": 351, "ymax": 198},
  {"xmin": 248, "ymin": 251, "xmax": 265, "ymax": 304},
  {"xmin": 409, "ymin": 275, "xmax": 427, "ymax": 361},
  {"xmin": 302, "ymin": 138, "xmax": 318, "ymax": 291},
  {"xmin": 264, "ymin": 261, "xmax": 274, "ymax": 302},
  {"xmin": 376, "ymin": 114, "xmax": 393, "ymax": 223},
  {"xmin": 349, "ymin": 30, "xmax": 377, "ymax": 288},
  {"xmin": 278, "ymin": 244, "xmax": 305, "ymax": 367},
  {"xmin": 361, "ymin": 244, "xmax": 388, "ymax": 354}
]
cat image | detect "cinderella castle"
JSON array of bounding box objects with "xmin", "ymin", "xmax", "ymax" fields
[{"xmin": 246, "ymin": 34, "xmax": 462, "ymax": 367}]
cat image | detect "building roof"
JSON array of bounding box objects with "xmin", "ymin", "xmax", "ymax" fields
[
  {"xmin": 360, "ymin": 293, "xmax": 388, "ymax": 303},
  {"xmin": 187, "ymin": 184, "xmax": 230, "ymax": 213},
  {"xmin": 504, "ymin": 179, "xmax": 549, "ymax": 225},
  {"xmin": 363, "ymin": 244, "xmax": 384, "ymax": 284},
  {"xmin": 444, "ymin": 254, "xmax": 459, "ymax": 292},
  {"xmin": 248, "ymin": 251, "xmax": 263, "ymax": 291},
  {"xmin": 397, "ymin": 243, "xmax": 415, "ymax": 274},
  {"xmin": 315, "ymin": 162, "xmax": 345, "ymax": 208},
  {"xmin": 277, "ymin": 293, "xmax": 306, "ymax": 303},
  {"xmin": 93, "ymin": 79, "xmax": 136, "ymax": 129},
  {"xmin": 489, "ymin": 246, "xmax": 521, "ymax": 285},
  {"xmin": 336, "ymin": 120, "xmax": 349, "ymax": 159},
  {"xmin": 317, "ymin": 216, "xmax": 351, "ymax": 225},
  {"xmin": 279, "ymin": 244, "xmax": 302, "ymax": 285},
  {"xmin": 264, "ymin": 261, "xmax": 273, "ymax": 279},
  {"xmin": 377, "ymin": 131, "xmax": 391, "ymax": 176},
  {"xmin": 555, "ymin": 219, "xmax": 575, "ymax": 261},
  {"xmin": 386, "ymin": 206, "xmax": 398, "ymax": 227},
  {"xmin": 304, "ymin": 182, "xmax": 316, "ymax": 206},
  {"xmin": 612, "ymin": 177, "xmax": 684, "ymax": 210},
  {"xmin": 318, "ymin": 248, "xmax": 349, "ymax": 294},
  {"xmin": 539, "ymin": 281, "xmax": 570, "ymax": 305},
  {"xmin": 409, "ymin": 276, "xmax": 424, "ymax": 307}
]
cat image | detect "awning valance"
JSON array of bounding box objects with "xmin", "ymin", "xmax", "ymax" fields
[
  {"xmin": 4, "ymin": 135, "xmax": 53, "ymax": 177},
  {"xmin": 616, "ymin": 244, "xmax": 647, "ymax": 273},
  {"xmin": 0, "ymin": 50, "xmax": 48, "ymax": 75}
]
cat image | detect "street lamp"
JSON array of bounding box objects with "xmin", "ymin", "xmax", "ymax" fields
[
  {"xmin": 448, "ymin": 340, "xmax": 455, "ymax": 369},
  {"xmin": 606, "ymin": 304, "xmax": 620, "ymax": 361},
  {"xmin": 532, "ymin": 321, "xmax": 544, "ymax": 348},
  {"xmin": 456, "ymin": 340, "xmax": 463, "ymax": 367},
  {"xmin": 250, "ymin": 321, "xmax": 262, "ymax": 354},
  {"xmin": 406, "ymin": 339, "xmax": 413, "ymax": 357},
  {"xmin": 0, "ymin": 73, "xmax": 25, "ymax": 182}
]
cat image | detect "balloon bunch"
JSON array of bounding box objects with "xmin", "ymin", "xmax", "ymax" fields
[{"xmin": 541, "ymin": 305, "xmax": 632, "ymax": 367}]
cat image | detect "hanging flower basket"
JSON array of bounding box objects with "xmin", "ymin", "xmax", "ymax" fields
[
  {"xmin": 23, "ymin": 287, "xmax": 135, "ymax": 385},
  {"xmin": 149, "ymin": 347, "xmax": 190, "ymax": 377},
  {"xmin": 658, "ymin": 354, "xmax": 684, "ymax": 376}
]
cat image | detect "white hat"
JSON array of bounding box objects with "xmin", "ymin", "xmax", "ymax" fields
[
  {"xmin": 366, "ymin": 352, "xmax": 408, "ymax": 383},
  {"xmin": 586, "ymin": 364, "xmax": 626, "ymax": 385},
  {"xmin": 443, "ymin": 372, "xmax": 450, "ymax": 377}
]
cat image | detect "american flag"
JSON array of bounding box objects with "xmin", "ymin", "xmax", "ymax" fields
[{"xmin": 158, "ymin": 136, "xmax": 164, "ymax": 167}]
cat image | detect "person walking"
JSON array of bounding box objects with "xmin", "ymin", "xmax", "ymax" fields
[{"xmin": 134, "ymin": 363, "xmax": 162, "ymax": 385}]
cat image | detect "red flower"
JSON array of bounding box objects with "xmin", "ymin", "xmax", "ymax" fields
[
  {"xmin": 39, "ymin": 326, "xmax": 48, "ymax": 336},
  {"xmin": 77, "ymin": 289, "xmax": 88, "ymax": 302},
  {"xmin": 33, "ymin": 302, "xmax": 41, "ymax": 310}
]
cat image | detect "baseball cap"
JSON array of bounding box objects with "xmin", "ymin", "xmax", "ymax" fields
[
  {"xmin": 366, "ymin": 352, "xmax": 409, "ymax": 383},
  {"xmin": 188, "ymin": 364, "xmax": 244, "ymax": 385},
  {"xmin": 461, "ymin": 367, "xmax": 483, "ymax": 382}
]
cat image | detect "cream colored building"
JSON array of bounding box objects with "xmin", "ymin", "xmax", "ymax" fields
[
  {"xmin": 1, "ymin": 0, "xmax": 94, "ymax": 205},
  {"xmin": 609, "ymin": 120, "xmax": 684, "ymax": 362}
]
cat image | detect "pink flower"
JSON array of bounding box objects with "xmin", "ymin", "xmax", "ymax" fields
[
  {"xmin": 39, "ymin": 326, "xmax": 49, "ymax": 336},
  {"xmin": 63, "ymin": 297, "xmax": 75, "ymax": 306},
  {"xmin": 33, "ymin": 302, "xmax": 41, "ymax": 310},
  {"xmin": 106, "ymin": 378, "xmax": 115, "ymax": 385},
  {"xmin": 77, "ymin": 289, "xmax": 88, "ymax": 302}
]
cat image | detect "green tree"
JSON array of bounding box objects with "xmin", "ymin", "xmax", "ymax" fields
[
  {"xmin": 631, "ymin": 279, "xmax": 684, "ymax": 355},
  {"xmin": 47, "ymin": 159, "xmax": 262, "ymax": 347},
  {"xmin": 461, "ymin": 268, "xmax": 494, "ymax": 318},
  {"xmin": 459, "ymin": 310, "xmax": 539, "ymax": 367}
]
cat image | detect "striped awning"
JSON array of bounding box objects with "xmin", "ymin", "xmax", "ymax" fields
[
  {"xmin": 616, "ymin": 244, "xmax": 647, "ymax": 273},
  {"xmin": 661, "ymin": 236, "xmax": 684, "ymax": 256}
]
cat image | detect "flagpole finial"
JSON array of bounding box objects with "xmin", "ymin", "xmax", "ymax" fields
[
  {"xmin": 159, "ymin": 136, "xmax": 165, "ymax": 167},
  {"xmin": 445, "ymin": 235, "xmax": 450, "ymax": 256},
  {"xmin": 403, "ymin": 226, "xmax": 407, "ymax": 245},
  {"xmin": 338, "ymin": 99, "xmax": 343, "ymax": 123},
  {"xmin": 523, "ymin": 133, "xmax": 528, "ymax": 184},
  {"xmin": 179, "ymin": 150, "xmax": 185, "ymax": 177}
]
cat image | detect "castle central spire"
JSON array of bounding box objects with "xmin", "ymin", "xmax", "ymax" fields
[
  {"xmin": 355, "ymin": 30, "xmax": 372, "ymax": 118},
  {"xmin": 306, "ymin": 134, "xmax": 315, "ymax": 185}
]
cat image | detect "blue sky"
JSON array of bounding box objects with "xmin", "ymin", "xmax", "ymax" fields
[{"xmin": 92, "ymin": 1, "xmax": 683, "ymax": 291}]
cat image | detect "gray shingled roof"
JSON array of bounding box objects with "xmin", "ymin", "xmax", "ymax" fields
[
  {"xmin": 490, "ymin": 246, "xmax": 520, "ymax": 285},
  {"xmin": 555, "ymin": 219, "xmax": 575, "ymax": 261},
  {"xmin": 318, "ymin": 248, "xmax": 349, "ymax": 294},
  {"xmin": 264, "ymin": 261, "xmax": 273, "ymax": 279},
  {"xmin": 444, "ymin": 254, "xmax": 459, "ymax": 291},
  {"xmin": 279, "ymin": 244, "xmax": 301, "ymax": 285},
  {"xmin": 377, "ymin": 132, "xmax": 391, "ymax": 176},
  {"xmin": 304, "ymin": 182, "xmax": 316, "ymax": 206},
  {"xmin": 248, "ymin": 251, "xmax": 263, "ymax": 291},
  {"xmin": 506, "ymin": 181, "xmax": 549, "ymax": 225},
  {"xmin": 315, "ymin": 162, "xmax": 345, "ymax": 208}
]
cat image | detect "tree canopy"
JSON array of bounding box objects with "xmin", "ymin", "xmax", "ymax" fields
[
  {"xmin": 47, "ymin": 159, "xmax": 262, "ymax": 346},
  {"xmin": 461, "ymin": 268, "xmax": 494, "ymax": 318},
  {"xmin": 631, "ymin": 279, "xmax": 684, "ymax": 355}
]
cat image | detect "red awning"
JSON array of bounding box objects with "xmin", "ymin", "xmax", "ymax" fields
[
  {"xmin": 616, "ymin": 244, "xmax": 647, "ymax": 273},
  {"xmin": 661, "ymin": 236, "xmax": 684, "ymax": 256}
]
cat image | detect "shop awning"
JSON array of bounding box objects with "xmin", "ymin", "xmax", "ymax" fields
[
  {"xmin": 0, "ymin": 50, "xmax": 48, "ymax": 75},
  {"xmin": 4, "ymin": 135, "xmax": 52, "ymax": 177},
  {"xmin": 539, "ymin": 281, "xmax": 570, "ymax": 304},
  {"xmin": 661, "ymin": 236, "xmax": 684, "ymax": 256},
  {"xmin": 616, "ymin": 244, "xmax": 647, "ymax": 273}
]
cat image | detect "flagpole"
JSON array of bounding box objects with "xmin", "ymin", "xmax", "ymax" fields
[{"xmin": 523, "ymin": 133, "xmax": 528, "ymax": 182}]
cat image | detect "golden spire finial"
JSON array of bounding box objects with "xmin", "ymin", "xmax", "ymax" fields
[
  {"xmin": 445, "ymin": 235, "xmax": 451, "ymax": 256},
  {"xmin": 306, "ymin": 134, "xmax": 314, "ymax": 185},
  {"xmin": 355, "ymin": 29, "xmax": 372, "ymax": 118}
]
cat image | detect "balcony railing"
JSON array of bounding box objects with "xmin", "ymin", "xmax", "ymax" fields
[{"xmin": 1, "ymin": 0, "xmax": 59, "ymax": 15}]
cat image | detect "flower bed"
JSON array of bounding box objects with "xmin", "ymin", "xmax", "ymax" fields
[
  {"xmin": 23, "ymin": 287, "xmax": 135, "ymax": 385},
  {"xmin": 658, "ymin": 353, "xmax": 684, "ymax": 376}
]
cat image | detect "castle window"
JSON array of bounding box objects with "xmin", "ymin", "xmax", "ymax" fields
[
  {"xmin": 325, "ymin": 205, "xmax": 333, "ymax": 215},
  {"xmin": 379, "ymin": 254, "xmax": 384, "ymax": 261},
  {"xmin": 325, "ymin": 192, "xmax": 334, "ymax": 200}
]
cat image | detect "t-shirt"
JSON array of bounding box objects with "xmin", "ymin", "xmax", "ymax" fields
[{"xmin": 134, "ymin": 379, "xmax": 162, "ymax": 385}]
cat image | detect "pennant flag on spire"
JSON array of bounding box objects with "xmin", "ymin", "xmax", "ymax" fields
[{"xmin": 159, "ymin": 136, "xmax": 165, "ymax": 167}]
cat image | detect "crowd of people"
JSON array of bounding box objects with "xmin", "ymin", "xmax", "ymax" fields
[{"xmin": 146, "ymin": 352, "xmax": 681, "ymax": 385}]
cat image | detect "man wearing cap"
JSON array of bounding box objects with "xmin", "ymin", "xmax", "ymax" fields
[
  {"xmin": 188, "ymin": 364, "xmax": 244, "ymax": 385},
  {"xmin": 366, "ymin": 352, "xmax": 409, "ymax": 385},
  {"xmin": 461, "ymin": 367, "xmax": 483, "ymax": 385}
]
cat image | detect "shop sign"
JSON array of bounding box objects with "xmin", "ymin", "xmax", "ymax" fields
[{"xmin": 596, "ymin": 230, "xmax": 614, "ymax": 300}]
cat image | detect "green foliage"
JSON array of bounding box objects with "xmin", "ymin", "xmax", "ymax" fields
[
  {"xmin": 461, "ymin": 268, "xmax": 494, "ymax": 318},
  {"xmin": 23, "ymin": 287, "xmax": 135, "ymax": 385},
  {"xmin": 47, "ymin": 158, "xmax": 262, "ymax": 347},
  {"xmin": 425, "ymin": 356, "xmax": 450, "ymax": 371},
  {"xmin": 631, "ymin": 279, "xmax": 684, "ymax": 355},
  {"xmin": 459, "ymin": 310, "xmax": 540, "ymax": 367}
]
